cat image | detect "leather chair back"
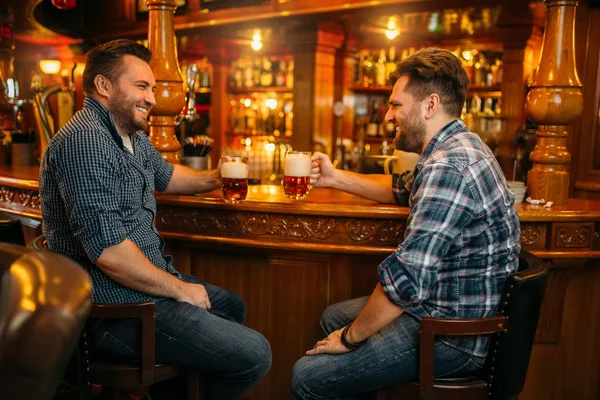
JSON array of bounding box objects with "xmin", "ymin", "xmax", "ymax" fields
[
  {"xmin": 0, "ymin": 243, "xmax": 92, "ymax": 400},
  {"xmin": 485, "ymin": 250, "xmax": 548, "ymax": 400},
  {"xmin": 0, "ymin": 219, "xmax": 26, "ymax": 246}
]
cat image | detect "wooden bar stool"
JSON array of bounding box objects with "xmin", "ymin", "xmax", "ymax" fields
[
  {"xmin": 31, "ymin": 235, "xmax": 202, "ymax": 400},
  {"xmin": 377, "ymin": 250, "xmax": 549, "ymax": 400}
]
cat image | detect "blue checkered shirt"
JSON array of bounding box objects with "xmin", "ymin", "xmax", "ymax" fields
[
  {"xmin": 39, "ymin": 97, "xmax": 178, "ymax": 304},
  {"xmin": 380, "ymin": 119, "xmax": 521, "ymax": 357}
]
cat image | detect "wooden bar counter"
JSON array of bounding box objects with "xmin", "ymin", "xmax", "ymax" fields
[{"xmin": 1, "ymin": 165, "xmax": 600, "ymax": 399}]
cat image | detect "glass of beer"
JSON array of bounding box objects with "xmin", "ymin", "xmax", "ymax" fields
[
  {"xmin": 221, "ymin": 156, "xmax": 249, "ymax": 203},
  {"xmin": 283, "ymin": 151, "xmax": 312, "ymax": 200}
]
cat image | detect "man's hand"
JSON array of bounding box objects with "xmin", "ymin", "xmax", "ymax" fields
[
  {"xmin": 175, "ymin": 281, "xmax": 212, "ymax": 309},
  {"xmin": 310, "ymin": 152, "xmax": 338, "ymax": 188},
  {"xmin": 306, "ymin": 327, "xmax": 351, "ymax": 356}
]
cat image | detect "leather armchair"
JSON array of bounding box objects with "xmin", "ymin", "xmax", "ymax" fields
[{"xmin": 0, "ymin": 243, "xmax": 92, "ymax": 400}]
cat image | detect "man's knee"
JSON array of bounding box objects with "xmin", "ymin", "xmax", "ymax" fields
[
  {"xmin": 240, "ymin": 330, "xmax": 272, "ymax": 381},
  {"xmin": 290, "ymin": 357, "xmax": 312, "ymax": 399},
  {"xmin": 320, "ymin": 303, "xmax": 341, "ymax": 334}
]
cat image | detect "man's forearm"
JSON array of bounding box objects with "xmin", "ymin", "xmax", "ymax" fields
[
  {"xmin": 164, "ymin": 164, "xmax": 221, "ymax": 194},
  {"xmin": 346, "ymin": 282, "xmax": 405, "ymax": 343},
  {"xmin": 96, "ymin": 239, "xmax": 184, "ymax": 299},
  {"xmin": 333, "ymin": 170, "xmax": 395, "ymax": 204}
]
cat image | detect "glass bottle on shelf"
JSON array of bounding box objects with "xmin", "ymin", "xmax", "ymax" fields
[
  {"xmin": 275, "ymin": 60, "xmax": 286, "ymax": 87},
  {"xmin": 386, "ymin": 46, "xmax": 397, "ymax": 81},
  {"xmin": 375, "ymin": 49, "xmax": 387, "ymax": 87},
  {"xmin": 366, "ymin": 99, "xmax": 380, "ymax": 137},
  {"xmin": 252, "ymin": 58, "xmax": 262, "ymax": 88},
  {"xmin": 286, "ymin": 60, "xmax": 294, "ymax": 89},
  {"xmin": 260, "ymin": 58, "xmax": 273, "ymax": 87}
]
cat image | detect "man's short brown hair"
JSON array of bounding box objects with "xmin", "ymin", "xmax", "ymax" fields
[
  {"xmin": 82, "ymin": 39, "xmax": 152, "ymax": 96},
  {"xmin": 389, "ymin": 48, "xmax": 469, "ymax": 118}
]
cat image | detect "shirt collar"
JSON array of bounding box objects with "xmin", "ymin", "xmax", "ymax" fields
[
  {"xmin": 83, "ymin": 96, "xmax": 143, "ymax": 148},
  {"xmin": 414, "ymin": 119, "xmax": 468, "ymax": 175}
]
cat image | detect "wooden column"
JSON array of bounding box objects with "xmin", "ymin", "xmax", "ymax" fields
[
  {"xmin": 289, "ymin": 23, "xmax": 344, "ymax": 156},
  {"xmin": 146, "ymin": 0, "xmax": 184, "ymax": 163},
  {"xmin": 334, "ymin": 39, "xmax": 358, "ymax": 144},
  {"xmin": 526, "ymin": 0, "xmax": 583, "ymax": 205},
  {"xmin": 204, "ymin": 39, "xmax": 234, "ymax": 160},
  {"xmin": 496, "ymin": 1, "xmax": 542, "ymax": 178}
]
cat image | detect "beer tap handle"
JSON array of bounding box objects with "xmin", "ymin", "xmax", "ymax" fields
[{"xmin": 185, "ymin": 63, "xmax": 198, "ymax": 122}]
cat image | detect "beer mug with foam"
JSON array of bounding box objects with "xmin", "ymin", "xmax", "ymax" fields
[
  {"xmin": 283, "ymin": 151, "xmax": 312, "ymax": 199},
  {"xmin": 221, "ymin": 156, "xmax": 249, "ymax": 203}
]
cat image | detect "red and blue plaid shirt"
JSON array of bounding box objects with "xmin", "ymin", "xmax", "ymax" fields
[{"xmin": 380, "ymin": 119, "xmax": 520, "ymax": 357}]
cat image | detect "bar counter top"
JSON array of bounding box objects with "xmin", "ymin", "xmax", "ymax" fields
[
  {"xmin": 1, "ymin": 165, "xmax": 600, "ymax": 258},
  {"xmin": 2, "ymin": 165, "xmax": 600, "ymax": 219}
]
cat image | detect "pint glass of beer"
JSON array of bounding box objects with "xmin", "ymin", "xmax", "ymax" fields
[
  {"xmin": 221, "ymin": 156, "xmax": 249, "ymax": 203},
  {"xmin": 283, "ymin": 151, "xmax": 312, "ymax": 200}
]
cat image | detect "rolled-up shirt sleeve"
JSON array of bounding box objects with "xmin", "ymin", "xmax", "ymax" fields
[
  {"xmin": 142, "ymin": 134, "xmax": 174, "ymax": 192},
  {"xmin": 51, "ymin": 133, "xmax": 126, "ymax": 263},
  {"xmin": 378, "ymin": 162, "xmax": 476, "ymax": 315}
]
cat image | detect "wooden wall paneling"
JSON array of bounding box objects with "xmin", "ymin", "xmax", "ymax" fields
[
  {"xmin": 574, "ymin": 3, "xmax": 600, "ymax": 199},
  {"xmin": 290, "ymin": 23, "xmax": 344, "ymax": 155},
  {"xmin": 268, "ymin": 253, "xmax": 332, "ymax": 400},
  {"xmin": 203, "ymin": 39, "xmax": 233, "ymax": 159}
]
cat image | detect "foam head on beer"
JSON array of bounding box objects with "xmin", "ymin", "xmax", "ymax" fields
[
  {"xmin": 222, "ymin": 160, "xmax": 248, "ymax": 179},
  {"xmin": 284, "ymin": 152, "xmax": 311, "ymax": 177}
]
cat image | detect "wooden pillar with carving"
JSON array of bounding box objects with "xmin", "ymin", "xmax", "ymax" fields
[
  {"xmin": 526, "ymin": 0, "xmax": 583, "ymax": 204},
  {"xmin": 289, "ymin": 23, "xmax": 344, "ymax": 156},
  {"xmin": 146, "ymin": 0, "xmax": 185, "ymax": 163}
]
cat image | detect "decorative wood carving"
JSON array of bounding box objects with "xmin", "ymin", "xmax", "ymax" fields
[
  {"xmin": 553, "ymin": 222, "xmax": 593, "ymax": 248},
  {"xmin": 526, "ymin": 0, "xmax": 583, "ymax": 205},
  {"xmin": 146, "ymin": 0, "xmax": 184, "ymax": 163},
  {"xmin": 521, "ymin": 223, "xmax": 547, "ymax": 249},
  {"xmin": 0, "ymin": 186, "xmax": 40, "ymax": 211},
  {"xmin": 156, "ymin": 206, "xmax": 405, "ymax": 246},
  {"xmin": 594, "ymin": 224, "xmax": 600, "ymax": 250}
]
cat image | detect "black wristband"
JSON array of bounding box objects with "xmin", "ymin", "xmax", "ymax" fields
[{"xmin": 341, "ymin": 322, "xmax": 365, "ymax": 351}]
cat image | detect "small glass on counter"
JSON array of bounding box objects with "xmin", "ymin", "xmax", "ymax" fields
[
  {"xmin": 283, "ymin": 151, "xmax": 312, "ymax": 200},
  {"xmin": 221, "ymin": 156, "xmax": 249, "ymax": 203}
]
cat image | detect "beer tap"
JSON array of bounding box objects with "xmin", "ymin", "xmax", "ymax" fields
[
  {"xmin": 185, "ymin": 63, "xmax": 198, "ymax": 122},
  {"xmin": 32, "ymin": 63, "xmax": 76, "ymax": 159}
]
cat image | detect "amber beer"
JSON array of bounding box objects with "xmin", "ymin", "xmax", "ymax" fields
[
  {"xmin": 221, "ymin": 156, "xmax": 249, "ymax": 203},
  {"xmin": 283, "ymin": 151, "xmax": 312, "ymax": 199}
]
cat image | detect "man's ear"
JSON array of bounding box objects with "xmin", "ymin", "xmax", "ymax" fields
[
  {"xmin": 94, "ymin": 75, "xmax": 111, "ymax": 98},
  {"xmin": 424, "ymin": 94, "xmax": 440, "ymax": 119}
]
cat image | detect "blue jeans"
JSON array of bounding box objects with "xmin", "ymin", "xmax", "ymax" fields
[
  {"xmin": 91, "ymin": 274, "xmax": 271, "ymax": 399},
  {"xmin": 291, "ymin": 296, "xmax": 485, "ymax": 400}
]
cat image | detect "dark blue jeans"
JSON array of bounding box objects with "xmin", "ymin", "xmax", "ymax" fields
[
  {"xmin": 291, "ymin": 296, "xmax": 485, "ymax": 400},
  {"xmin": 91, "ymin": 274, "xmax": 271, "ymax": 399}
]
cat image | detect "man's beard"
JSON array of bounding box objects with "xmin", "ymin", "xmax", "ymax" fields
[
  {"xmin": 109, "ymin": 89, "xmax": 149, "ymax": 133},
  {"xmin": 394, "ymin": 107, "xmax": 427, "ymax": 154}
]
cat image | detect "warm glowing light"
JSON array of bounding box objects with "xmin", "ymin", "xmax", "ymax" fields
[
  {"xmin": 251, "ymin": 30, "xmax": 263, "ymax": 51},
  {"xmin": 74, "ymin": 63, "xmax": 86, "ymax": 75},
  {"xmin": 243, "ymin": 98, "xmax": 252, "ymax": 108},
  {"xmin": 265, "ymin": 142, "xmax": 276, "ymax": 152},
  {"xmin": 384, "ymin": 17, "xmax": 399, "ymax": 40},
  {"xmin": 39, "ymin": 59, "xmax": 62, "ymax": 75},
  {"xmin": 265, "ymin": 98, "xmax": 278, "ymax": 109},
  {"xmin": 251, "ymin": 40, "xmax": 263, "ymax": 51},
  {"xmin": 462, "ymin": 50, "xmax": 473, "ymax": 61}
]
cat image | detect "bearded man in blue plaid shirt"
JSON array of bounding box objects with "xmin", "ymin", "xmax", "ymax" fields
[
  {"xmin": 39, "ymin": 39, "xmax": 270, "ymax": 399},
  {"xmin": 292, "ymin": 48, "xmax": 520, "ymax": 399}
]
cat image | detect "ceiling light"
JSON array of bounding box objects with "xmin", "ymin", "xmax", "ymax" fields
[{"xmin": 39, "ymin": 59, "xmax": 61, "ymax": 75}]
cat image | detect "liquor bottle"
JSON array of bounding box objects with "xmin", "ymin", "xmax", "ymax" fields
[
  {"xmin": 366, "ymin": 100, "xmax": 380, "ymax": 137},
  {"xmin": 252, "ymin": 58, "xmax": 262, "ymax": 88},
  {"xmin": 286, "ymin": 60, "xmax": 294, "ymax": 89},
  {"xmin": 275, "ymin": 60, "xmax": 286, "ymax": 87},
  {"xmin": 375, "ymin": 49, "xmax": 387, "ymax": 87},
  {"xmin": 385, "ymin": 46, "xmax": 397, "ymax": 82},
  {"xmin": 260, "ymin": 58, "xmax": 273, "ymax": 87}
]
